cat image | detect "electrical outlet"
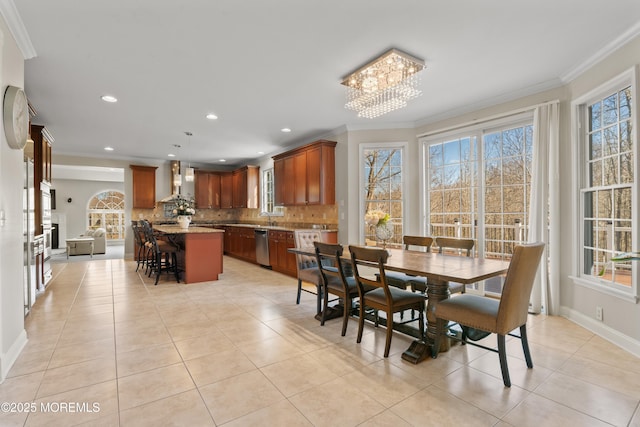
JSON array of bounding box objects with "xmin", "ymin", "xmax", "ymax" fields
[{"xmin": 596, "ymin": 306, "xmax": 603, "ymax": 321}]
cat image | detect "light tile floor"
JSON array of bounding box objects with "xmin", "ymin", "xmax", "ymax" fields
[{"xmin": 2, "ymin": 257, "xmax": 639, "ymax": 426}]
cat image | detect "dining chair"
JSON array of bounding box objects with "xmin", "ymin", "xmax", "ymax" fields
[
  {"xmin": 431, "ymin": 236, "xmax": 476, "ymax": 295},
  {"xmin": 349, "ymin": 245, "xmax": 426, "ymax": 357},
  {"xmin": 377, "ymin": 236, "xmax": 433, "ymax": 320},
  {"xmin": 431, "ymin": 242, "xmax": 545, "ymax": 387},
  {"xmin": 314, "ymin": 242, "xmax": 374, "ymax": 336},
  {"xmin": 294, "ymin": 230, "xmax": 323, "ymax": 314}
]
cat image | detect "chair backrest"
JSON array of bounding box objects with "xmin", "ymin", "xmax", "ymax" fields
[
  {"xmin": 496, "ymin": 242, "xmax": 545, "ymax": 334},
  {"xmin": 313, "ymin": 242, "xmax": 349, "ymax": 291},
  {"xmin": 403, "ymin": 235, "xmax": 433, "ymax": 252},
  {"xmin": 348, "ymin": 245, "xmax": 390, "ymax": 298},
  {"xmin": 294, "ymin": 230, "xmax": 322, "ymax": 271},
  {"xmin": 131, "ymin": 222, "xmax": 143, "ymax": 246},
  {"xmin": 139, "ymin": 220, "xmax": 159, "ymax": 252},
  {"xmin": 435, "ymin": 237, "xmax": 475, "ymax": 257}
]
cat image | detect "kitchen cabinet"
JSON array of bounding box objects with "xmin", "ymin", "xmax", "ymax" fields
[
  {"xmin": 232, "ymin": 166, "xmax": 260, "ymax": 208},
  {"xmin": 272, "ymin": 140, "xmax": 336, "ymax": 206},
  {"xmin": 130, "ymin": 165, "xmax": 157, "ymax": 209},
  {"xmin": 222, "ymin": 226, "xmax": 256, "ymax": 263},
  {"xmin": 269, "ymin": 230, "xmax": 297, "ymax": 276},
  {"xmin": 30, "ymin": 125, "xmax": 53, "ymax": 236},
  {"xmin": 194, "ymin": 170, "xmax": 221, "ymax": 209},
  {"xmin": 220, "ymin": 172, "xmax": 233, "ymax": 209}
]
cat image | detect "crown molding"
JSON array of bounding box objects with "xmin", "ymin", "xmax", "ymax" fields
[
  {"xmin": 0, "ymin": 0, "xmax": 36, "ymax": 59},
  {"xmin": 414, "ymin": 77, "xmax": 562, "ymax": 129},
  {"xmin": 561, "ymin": 20, "xmax": 640, "ymax": 83}
]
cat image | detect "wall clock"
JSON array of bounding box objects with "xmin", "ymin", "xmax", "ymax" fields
[{"xmin": 3, "ymin": 85, "xmax": 29, "ymax": 150}]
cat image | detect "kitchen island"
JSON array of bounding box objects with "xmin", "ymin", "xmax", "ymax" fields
[{"xmin": 153, "ymin": 225, "xmax": 225, "ymax": 284}]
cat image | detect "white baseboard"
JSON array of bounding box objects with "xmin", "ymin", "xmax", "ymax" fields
[
  {"xmin": 0, "ymin": 329, "xmax": 28, "ymax": 383},
  {"xmin": 560, "ymin": 306, "xmax": 640, "ymax": 358}
]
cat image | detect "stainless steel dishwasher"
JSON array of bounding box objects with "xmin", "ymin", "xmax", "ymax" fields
[{"xmin": 254, "ymin": 229, "xmax": 271, "ymax": 267}]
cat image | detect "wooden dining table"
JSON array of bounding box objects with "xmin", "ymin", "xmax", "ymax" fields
[{"xmin": 289, "ymin": 245, "xmax": 511, "ymax": 363}]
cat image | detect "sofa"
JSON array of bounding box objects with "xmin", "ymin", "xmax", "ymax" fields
[{"xmin": 67, "ymin": 228, "xmax": 107, "ymax": 256}]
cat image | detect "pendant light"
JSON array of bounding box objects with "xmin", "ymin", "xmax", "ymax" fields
[{"xmin": 184, "ymin": 131, "xmax": 194, "ymax": 182}]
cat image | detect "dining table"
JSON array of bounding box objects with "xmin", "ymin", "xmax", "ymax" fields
[{"xmin": 289, "ymin": 245, "xmax": 511, "ymax": 363}]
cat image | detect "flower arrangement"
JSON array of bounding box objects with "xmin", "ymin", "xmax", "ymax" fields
[
  {"xmin": 365, "ymin": 210, "xmax": 390, "ymax": 227},
  {"xmin": 172, "ymin": 196, "xmax": 195, "ymax": 217}
]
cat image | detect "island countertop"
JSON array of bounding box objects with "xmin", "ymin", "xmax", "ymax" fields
[{"xmin": 153, "ymin": 225, "xmax": 226, "ymax": 234}]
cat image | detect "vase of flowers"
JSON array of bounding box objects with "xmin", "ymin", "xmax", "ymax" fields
[
  {"xmin": 365, "ymin": 209, "xmax": 393, "ymax": 249},
  {"xmin": 172, "ymin": 196, "xmax": 195, "ymax": 229}
]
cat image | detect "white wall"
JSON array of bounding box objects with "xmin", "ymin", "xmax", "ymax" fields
[
  {"xmin": 51, "ymin": 179, "xmax": 124, "ymax": 241},
  {"xmin": 0, "ymin": 17, "xmax": 28, "ymax": 381}
]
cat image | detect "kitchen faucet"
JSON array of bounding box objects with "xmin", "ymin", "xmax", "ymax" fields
[{"xmin": 259, "ymin": 211, "xmax": 275, "ymax": 226}]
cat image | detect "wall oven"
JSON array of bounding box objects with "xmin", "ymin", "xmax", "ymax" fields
[{"xmin": 41, "ymin": 181, "xmax": 52, "ymax": 287}]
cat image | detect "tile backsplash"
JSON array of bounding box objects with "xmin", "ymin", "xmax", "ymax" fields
[{"xmin": 132, "ymin": 204, "xmax": 338, "ymax": 228}]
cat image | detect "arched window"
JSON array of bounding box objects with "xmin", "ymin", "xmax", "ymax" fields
[{"xmin": 87, "ymin": 190, "xmax": 125, "ymax": 240}]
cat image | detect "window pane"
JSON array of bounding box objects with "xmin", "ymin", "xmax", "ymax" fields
[
  {"xmin": 430, "ymin": 145, "xmax": 442, "ymax": 168},
  {"xmin": 590, "ymin": 161, "xmax": 602, "ymax": 187},
  {"xmin": 602, "ymin": 94, "xmax": 618, "ymax": 126},
  {"xmin": 603, "ymin": 157, "xmax": 619, "ymax": 186},
  {"xmin": 590, "ymin": 131, "xmax": 602, "ymax": 159},
  {"xmin": 620, "ymin": 88, "xmax": 631, "ymax": 119},
  {"xmin": 621, "ymin": 152, "xmax": 633, "ymax": 184},
  {"xmin": 443, "ymin": 140, "xmax": 459, "ymax": 165},
  {"xmin": 484, "ymin": 133, "xmax": 501, "ymax": 159},
  {"xmin": 614, "ymin": 187, "xmax": 632, "ymax": 220},
  {"xmin": 590, "ymin": 101, "xmax": 601, "ymax": 131},
  {"xmin": 603, "ymin": 125, "xmax": 619, "ymax": 155}
]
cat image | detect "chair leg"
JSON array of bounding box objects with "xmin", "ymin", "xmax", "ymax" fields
[
  {"xmin": 316, "ymin": 283, "xmax": 322, "ymax": 315},
  {"xmin": 520, "ymin": 325, "xmax": 533, "ymax": 368},
  {"xmin": 497, "ymin": 334, "xmax": 511, "ymax": 387},
  {"xmin": 383, "ymin": 310, "xmax": 393, "ymax": 357},
  {"xmin": 418, "ymin": 303, "xmax": 425, "ymax": 341},
  {"xmin": 356, "ymin": 303, "xmax": 365, "ymax": 344},
  {"xmin": 154, "ymin": 252, "xmax": 161, "ymax": 285},
  {"xmin": 320, "ymin": 286, "xmax": 329, "ymax": 326},
  {"xmin": 296, "ymin": 279, "xmax": 302, "ymax": 304},
  {"xmin": 340, "ymin": 297, "xmax": 350, "ymax": 336},
  {"xmin": 172, "ymin": 253, "xmax": 180, "ymax": 283}
]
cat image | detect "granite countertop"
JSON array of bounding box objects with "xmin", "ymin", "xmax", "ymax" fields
[
  {"xmin": 154, "ymin": 221, "xmax": 337, "ymax": 232},
  {"xmin": 153, "ymin": 225, "xmax": 225, "ymax": 234}
]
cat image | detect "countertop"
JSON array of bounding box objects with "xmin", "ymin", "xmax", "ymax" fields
[{"xmin": 153, "ymin": 225, "xmax": 225, "ymax": 234}]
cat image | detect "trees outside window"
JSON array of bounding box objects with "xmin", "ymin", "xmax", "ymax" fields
[
  {"xmin": 362, "ymin": 145, "xmax": 404, "ymax": 245},
  {"xmin": 579, "ymin": 84, "xmax": 634, "ymax": 290}
]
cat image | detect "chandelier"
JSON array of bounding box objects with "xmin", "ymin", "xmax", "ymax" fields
[{"xmin": 341, "ymin": 48, "xmax": 425, "ymax": 119}]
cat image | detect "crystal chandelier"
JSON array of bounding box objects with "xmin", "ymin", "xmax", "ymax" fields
[{"xmin": 341, "ymin": 48, "xmax": 425, "ymax": 119}]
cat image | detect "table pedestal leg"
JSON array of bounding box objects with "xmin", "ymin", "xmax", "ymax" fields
[
  {"xmin": 426, "ymin": 279, "xmax": 450, "ymax": 353},
  {"xmin": 401, "ymin": 278, "xmax": 451, "ymax": 363}
]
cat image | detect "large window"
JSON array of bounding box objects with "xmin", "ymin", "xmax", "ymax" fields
[
  {"xmin": 87, "ymin": 190, "xmax": 125, "ymax": 240},
  {"xmin": 362, "ymin": 144, "xmax": 405, "ymax": 245},
  {"xmin": 423, "ymin": 117, "xmax": 533, "ymax": 294},
  {"xmin": 576, "ymin": 75, "xmax": 636, "ymax": 295}
]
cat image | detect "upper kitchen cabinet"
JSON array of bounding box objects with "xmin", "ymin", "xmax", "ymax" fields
[
  {"xmin": 30, "ymin": 124, "xmax": 52, "ymax": 185},
  {"xmin": 194, "ymin": 170, "xmax": 221, "ymax": 209},
  {"xmin": 130, "ymin": 165, "xmax": 157, "ymax": 209},
  {"xmin": 232, "ymin": 166, "xmax": 260, "ymax": 208},
  {"xmin": 273, "ymin": 140, "xmax": 336, "ymax": 206},
  {"xmin": 219, "ymin": 172, "xmax": 233, "ymax": 209}
]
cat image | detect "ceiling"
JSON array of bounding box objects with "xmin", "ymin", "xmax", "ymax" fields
[{"xmin": 13, "ymin": 1, "xmax": 640, "ymax": 167}]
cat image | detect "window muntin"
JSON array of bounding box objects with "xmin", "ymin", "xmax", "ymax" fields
[
  {"xmin": 87, "ymin": 190, "xmax": 125, "ymax": 240},
  {"xmin": 424, "ymin": 120, "xmax": 533, "ymax": 295},
  {"xmin": 581, "ymin": 85, "xmax": 634, "ymax": 289},
  {"xmin": 363, "ymin": 146, "xmax": 404, "ymax": 245}
]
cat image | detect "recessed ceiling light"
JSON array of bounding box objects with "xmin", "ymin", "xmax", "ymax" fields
[
  {"xmin": 104, "ymin": 146, "xmax": 114, "ymax": 151},
  {"xmin": 168, "ymin": 153, "xmax": 176, "ymax": 157},
  {"xmin": 219, "ymin": 159, "xmax": 226, "ymax": 162},
  {"xmin": 257, "ymin": 151, "xmax": 264, "ymax": 155},
  {"xmin": 101, "ymin": 95, "xmax": 117, "ymax": 103},
  {"xmin": 206, "ymin": 113, "xmax": 218, "ymax": 120},
  {"xmin": 281, "ymin": 128, "xmax": 291, "ymax": 133}
]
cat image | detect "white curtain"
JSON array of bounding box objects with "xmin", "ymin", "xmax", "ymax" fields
[{"xmin": 528, "ymin": 102, "xmax": 560, "ymax": 315}]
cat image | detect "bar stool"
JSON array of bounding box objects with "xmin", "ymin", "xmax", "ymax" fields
[{"xmin": 140, "ymin": 220, "xmax": 180, "ymax": 285}]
